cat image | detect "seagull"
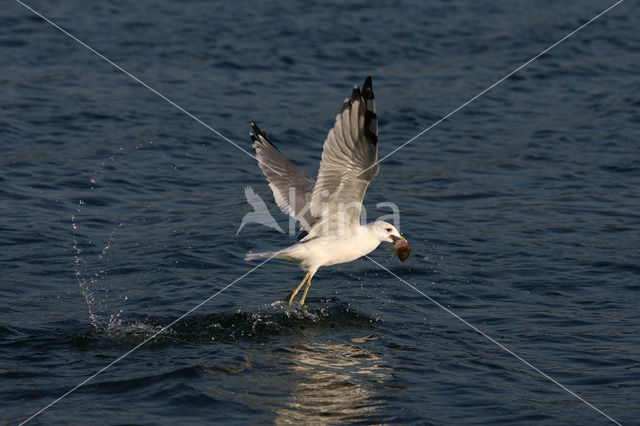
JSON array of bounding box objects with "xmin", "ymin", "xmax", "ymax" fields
[{"xmin": 245, "ymin": 76, "xmax": 409, "ymax": 306}]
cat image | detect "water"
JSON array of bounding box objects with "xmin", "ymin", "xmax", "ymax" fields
[{"xmin": 2, "ymin": 0, "xmax": 639, "ymax": 424}]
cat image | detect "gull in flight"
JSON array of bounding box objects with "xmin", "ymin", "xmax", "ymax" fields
[{"xmin": 245, "ymin": 76, "xmax": 409, "ymax": 306}]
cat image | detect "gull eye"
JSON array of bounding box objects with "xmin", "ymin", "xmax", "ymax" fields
[{"xmin": 385, "ymin": 228, "xmax": 391, "ymax": 232}]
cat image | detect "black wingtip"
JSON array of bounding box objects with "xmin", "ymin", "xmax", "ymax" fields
[
  {"xmin": 362, "ymin": 76, "xmax": 374, "ymax": 101},
  {"xmin": 250, "ymin": 122, "xmax": 262, "ymax": 144},
  {"xmin": 350, "ymin": 85, "xmax": 361, "ymax": 102},
  {"xmin": 251, "ymin": 122, "xmax": 270, "ymax": 139},
  {"xmin": 249, "ymin": 122, "xmax": 278, "ymax": 149}
]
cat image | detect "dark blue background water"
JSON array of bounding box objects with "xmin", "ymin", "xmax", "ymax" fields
[{"xmin": 2, "ymin": 0, "xmax": 639, "ymax": 424}]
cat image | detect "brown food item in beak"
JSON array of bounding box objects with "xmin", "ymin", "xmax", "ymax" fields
[{"xmin": 388, "ymin": 238, "xmax": 410, "ymax": 262}]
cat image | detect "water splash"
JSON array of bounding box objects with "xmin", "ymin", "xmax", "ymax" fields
[
  {"xmin": 68, "ymin": 140, "xmax": 159, "ymax": 334},
  {"xmin": 72, "ymin": 202, "xmax": 126, "ymax": 332}
]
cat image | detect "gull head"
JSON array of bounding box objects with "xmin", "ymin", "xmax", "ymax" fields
[
  {"xmin": 370, "ymin": 221, "xmax": 410, "ymax": 262},
  {"xmin": 371, "ymin": 221, "xmax": 406, "ymax": 243}
]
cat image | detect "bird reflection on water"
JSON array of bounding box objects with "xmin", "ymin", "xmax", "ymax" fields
[{"xmin": 274, "ymin": 338, "xmax": 389, "ymax": 424}]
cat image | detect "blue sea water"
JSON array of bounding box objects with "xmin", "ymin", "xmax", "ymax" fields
[{"xmin": 1, "ymin": 0, "xmax": 639, "ymax": 424}]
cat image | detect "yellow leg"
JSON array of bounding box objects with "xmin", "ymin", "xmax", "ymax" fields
[
  {"xmin": 298, "ymin": 274, "xmax": 313, "ymax": 306},
  {"xmin": 288, "ymin": 271, "xmax": 310, "ymax": 306}
]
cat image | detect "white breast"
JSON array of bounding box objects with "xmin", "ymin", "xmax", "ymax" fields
[{"xmin": 296, "ymin": 225, "xmax": 381, "ymax": 269}]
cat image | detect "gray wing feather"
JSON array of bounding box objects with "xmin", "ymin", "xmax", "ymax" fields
[
  {"xmin": 308, "ymin": 76, "xmax": 379, "ymax": 237},
  {"xmin": 250, "ymin": 123, "xmax": 317, "ymax": 230}
]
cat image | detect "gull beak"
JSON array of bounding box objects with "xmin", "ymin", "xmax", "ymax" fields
[{"xmin": 390, "ymin": 234, "xmax": 407, "ymax": 242}]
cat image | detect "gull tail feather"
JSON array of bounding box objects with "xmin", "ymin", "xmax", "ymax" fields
[
  {"xmin": 244, "ymin": 250, "xmax": 278, "ymax": 261},
  {"xmin": 244, "ymin": 245, "xmax": 301, "ymax": 263}
]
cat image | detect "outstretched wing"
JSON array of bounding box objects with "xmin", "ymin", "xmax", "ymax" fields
[
  {"xmin": 250, "ymin": 123, "xmax": 317, "ymax": 230},
  {"xmin": 307, "ymin": 76, "xmax": 379, "ymax": 238}
]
